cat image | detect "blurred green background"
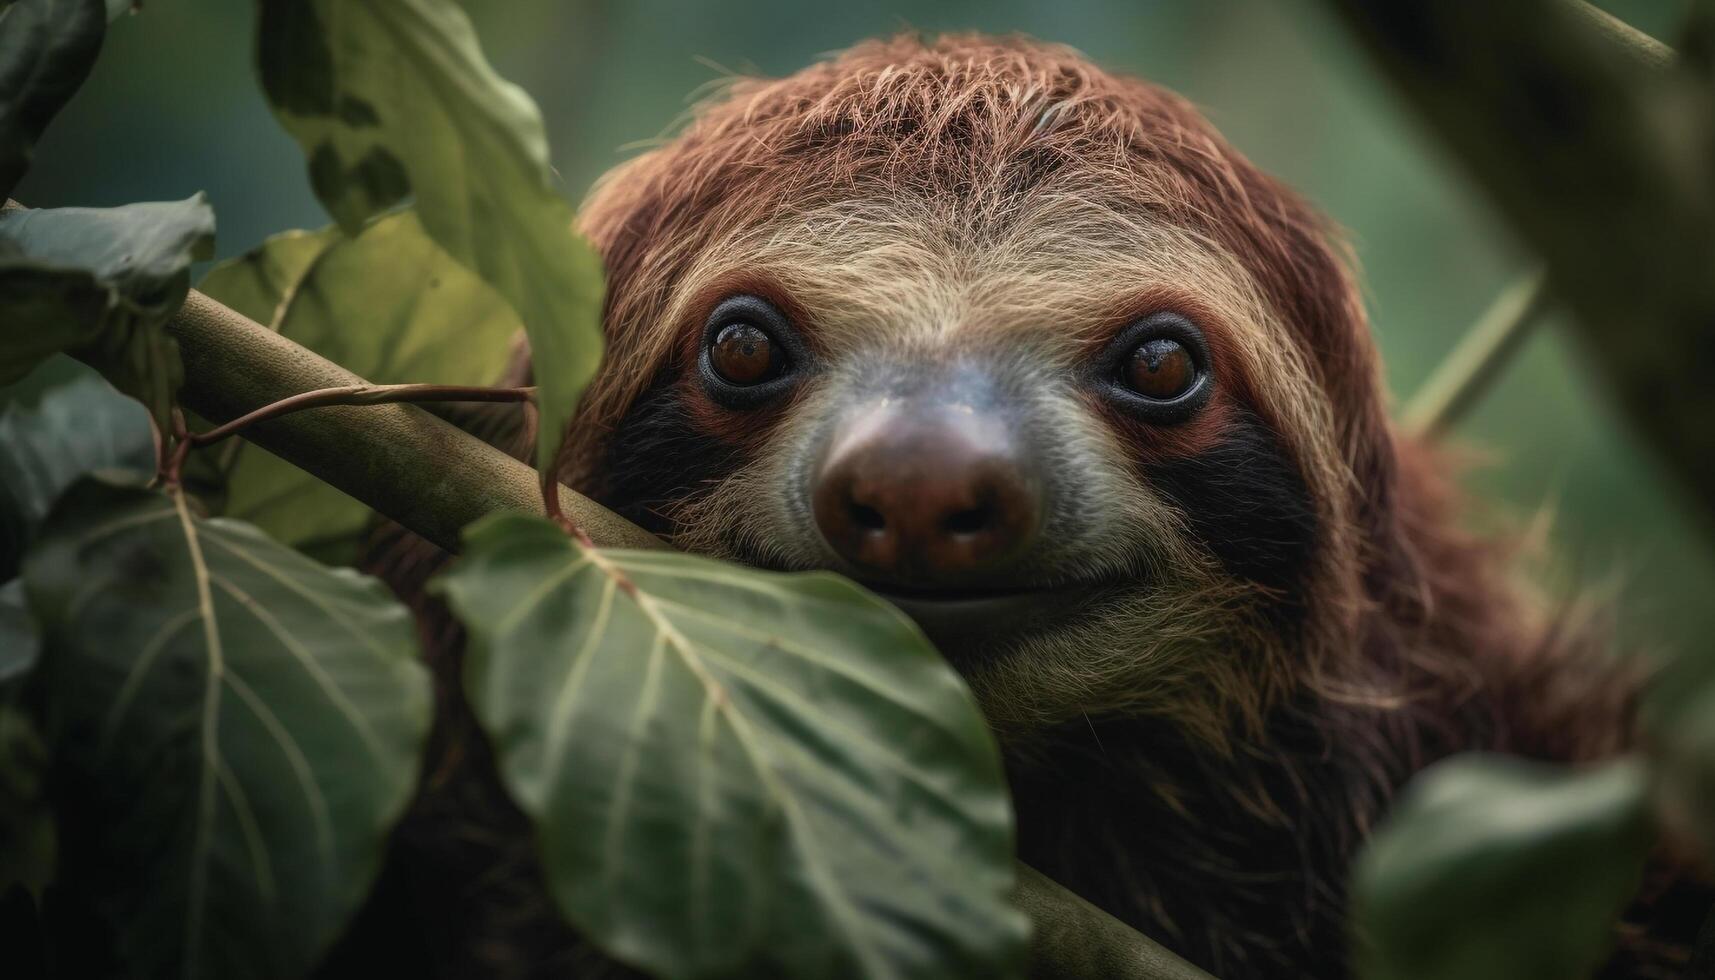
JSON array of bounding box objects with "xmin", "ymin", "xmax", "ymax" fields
[{"xmin": 17, "ymin": 0, "xmax": 1711, "ymax": 655}]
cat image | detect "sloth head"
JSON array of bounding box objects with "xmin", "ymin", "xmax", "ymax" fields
[{"xmin": 565, "ymin": 34, "xmax": 1401, "ymax": 747}]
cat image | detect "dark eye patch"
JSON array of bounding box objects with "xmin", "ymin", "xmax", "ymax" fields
[
  {"xmin": 596, "ymin": 366, "xmax": 741, "ymax": 536},
  {"xmin": 1146, "ymin": 409, "xmax": 1318, "ymax": 606}
]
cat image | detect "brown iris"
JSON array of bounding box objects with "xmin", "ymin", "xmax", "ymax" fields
[
  {"xmin": 708, "ymin": 322, "xmax": 782, "ymax": 386},
  {"xmin": 1124, "ymin": 337, "xmax": 1196, "ymax": 400}
]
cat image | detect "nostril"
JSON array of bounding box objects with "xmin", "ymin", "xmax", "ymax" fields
[
  {"xmin": 849, "ymin": 502, "xmax": 887, "ymax": 532},
  {"xmin": 942, "ymin": 505, "xmax": 991, "ymax": 536}
]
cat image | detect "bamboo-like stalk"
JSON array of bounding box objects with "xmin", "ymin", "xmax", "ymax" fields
[{"xmin": 1402, "ymin": 270, "xmax": 1549, "ymax": 439}]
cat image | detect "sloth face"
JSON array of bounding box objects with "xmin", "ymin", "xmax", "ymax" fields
[{"xmin": 572, "ymin": 36, "xmax": 1384, "ymax": 743}]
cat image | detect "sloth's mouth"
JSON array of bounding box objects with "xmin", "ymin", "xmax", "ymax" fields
[
  {"xmin": 869, "ymin": 582, "xmax": 1110, "ymax": 652},
  {"xmin": 862, "ymin": 582, "xmax": 1045, "ymax": 603},
  {"xmin": 723, "ymin": 545, "xmax": 1109, "ymax": 653}
]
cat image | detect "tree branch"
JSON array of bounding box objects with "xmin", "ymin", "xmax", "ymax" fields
[
  {"xmin": 1015, "ymin": 864, "xmax": 1215, "ymax": 979},
  {"xmin": 1322, "ymin": 0, "xmax": 1715, "ymax": 543},
  {"xmin": 140, "ymin": 290, "xmax": 662, "ymax": 553}
]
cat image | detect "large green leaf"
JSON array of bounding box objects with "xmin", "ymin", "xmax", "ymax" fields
[
  {"xmin": 0, "ymin": 197, "xmax": 215, "ymax": 430},
  {"xmin": 434, "ymin": 513, "xmax": 1029, "ymax": 979},
  {"xmin": 256, "ymin": 0, "xmax": 602, "ymax": 473},
  {"xmin": 198, "ymin": 210, "xmax": 521, "ymax": 558},
  {"xmin": 0, "ymin": 358, "xmax": 154, "ymax": 579},
  {"xmin": 0, "ymin": 0, "xmax": 105, "ymax": 199},
  {"xmin": 1353, "ymin": 754, "xmax": 1654, "ymax": 980},
  {"xmin": 22, "ymin": 476, "xmax": 431, "ymax": 979}
]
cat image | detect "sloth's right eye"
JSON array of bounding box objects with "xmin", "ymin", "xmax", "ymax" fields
[
  {"xmin": 708, "ymin": 322, "xmax": 783, "ymax": 386},
  {"xmin": 698, "ymin": 294, "xmax": 805, "ymax": 407}
]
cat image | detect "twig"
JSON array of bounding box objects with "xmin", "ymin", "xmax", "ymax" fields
[
  {"xmin": 162, "ymin": 408, "xmax": 192, "ymax": 487},
  {"xmin": 1402, "ymin": 269, "xmax": 1549, "ymax": 439},
  {"xmin": 1567, "ymin": 0, "xmax": 1673, "ymax": 66},
  {"xmin": 184, "ymin": 383, "xmax": 536, "ymax": 446}
]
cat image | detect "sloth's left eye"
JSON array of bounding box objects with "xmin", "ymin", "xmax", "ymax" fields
[
  {"xmin": 709, "ymin": 322, "xmax": 783, "ymax": 386},
  {"xmin": 699, "ymin": 294, "xmax": 804, "ymax": 407}
]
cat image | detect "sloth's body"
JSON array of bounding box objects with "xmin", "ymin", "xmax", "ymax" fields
[{"xmin": 353, "ymin": 34, "xmax": 1708, "ymax": 980}]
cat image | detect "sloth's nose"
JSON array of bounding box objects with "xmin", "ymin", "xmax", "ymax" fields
[{"xmin": 812, "ymin": 402, "xmax": 1043, "ymax": 585}]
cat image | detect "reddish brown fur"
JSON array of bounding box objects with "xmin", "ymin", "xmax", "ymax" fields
[
  {"xmin": 357, "ymin": 33, "xmax": 1709, "ymax": 980},
  {"xmin": 559, "ymin": 33, "xmax": 1706, "ymax": 977}
]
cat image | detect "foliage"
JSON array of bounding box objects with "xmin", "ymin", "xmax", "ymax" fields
[
  {"xmin": 255, "ymin": 0, "xmax": 604, "ymax": 476},
  {"xmin": 199, "ymin": 211, "xmax": 521, "ymax": 559},
  {"xmin": 437, "ymin": 514, "xmax": 1029, "ymax": 978},
  {"xmin": 1353, "ymin": 757, "xmax": 1653, "ymax": 980},
  {"xmin": 23, "ymin": 477, "xmax": 430, "ymax": 977},
  {"xmin": 0, "ymin": 1, "xmax": 1026, "ymax": 977},
  {"xmin": 0, "ymin": 0, "xmax": 105, "ymax": 199},
  {"xmin": 1, "ymin": 0, "xmax": 1712, "ymax": 978},
  {"xmin": 0, "ymin": 198, "xmax": 214, "ymax": 431},
  {"xmin": 0, "ymin": 358, "xmax": 154, "ymax": 579}
]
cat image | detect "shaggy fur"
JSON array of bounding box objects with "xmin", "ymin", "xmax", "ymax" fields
[{"xmin": 354, "ymin": 33, "xmax": 1710, "ymax": 979}]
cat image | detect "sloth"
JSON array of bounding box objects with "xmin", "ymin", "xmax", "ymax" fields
[{"xmin": 351, "ymin": 33, "xmax": 1710, "ymax": 980}]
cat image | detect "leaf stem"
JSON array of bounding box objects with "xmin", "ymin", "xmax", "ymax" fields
[
  {"xmin": 163, "ymin": 408, "xmax": 193, "ymax": 487},
  {"xmin": 541, "ymin": 467, "xmax": 596, "ymax": 549},
  {"xmin": 185, "ymin": 383, "xmax": 536, "ymax": 447}
]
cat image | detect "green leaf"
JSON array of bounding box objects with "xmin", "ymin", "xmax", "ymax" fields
[
  {"xmin": 22, "ymin": 476, "xmax": 431, "ymax": 979},
  {"xmin": 195, "ymin": 225, "xmax": 340, "ymax": 328},
  {"xmin": 199, "ymin": 210, "xmax": 521, "ymax": 558},
  {"xmin": 434, "ymin": 513, "xmax": 1029, "ymax": 979},
  {"xmin": 256, "ymin": 0, "xmax": 603, "ymax": 473},
  {"xmin": 0, "ymin": 0, "xmax": 105, "ymax": 198},
  {"xmin": 0, "ymin": 358, "xmax": 154, "ymax": 579},
  {"xmin": 0, "ymin": 197, "xmax": 215, "ymax": 431},
  {"xmin": 1353, "ymin": 754, "xmax": 1654, "ymax": 980}
]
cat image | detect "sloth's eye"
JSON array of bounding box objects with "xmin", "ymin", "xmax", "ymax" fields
[
  {"xmin": 1123, "ymin": 338, "xmax": 1196, "ymax": 400},
  {"xmin": 699, "ymin": 294, "xmax": 805, "ymax": 407},
  {"xmin": 708, "ymin": 322, "xmax": 782, "ymax": 386},
  {"xmin": 1095, "ymin": 311, "xmax": 1212, "ymax": 422}
]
